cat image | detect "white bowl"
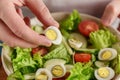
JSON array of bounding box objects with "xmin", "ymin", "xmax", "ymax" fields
[{"xmin": 1, "ymin": 12, "xmax": 120, "ymax": 80}]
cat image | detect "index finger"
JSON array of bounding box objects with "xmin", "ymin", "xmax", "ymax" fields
[{"xmin": 25, "ymin": 0, "xmax": 59, "ymax": 28}]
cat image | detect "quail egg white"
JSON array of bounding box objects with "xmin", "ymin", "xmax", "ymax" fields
[
  {"xmin": 44, "ymin": 59, "xmax": 66, "ymax": 78},
  {"xmin": 98, "ymin": 48, "xmax": 117, "ymax": 61},
  {"xmin": 94, "ymin": 67, "xmax": 115, "ymax": 80},
  {"xmin": 35, "ymin": 68, "xmax": 52, "ymax": 80},
  {"xmin": 44, "ymin": 26, "xmax": 62, "ymax": 45}
]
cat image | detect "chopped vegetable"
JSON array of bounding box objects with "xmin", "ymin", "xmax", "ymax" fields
[
  {"xmin": 7, "ymin": 71, "xmax": 25, "ymax": 80},
  {"xmin": 32, "ymin": 25, "xmax": 43, "ymax": 34},
  {"xmin": 62, "ymin": 37, "xmax": 74, "ymax": 55},
  {"xmin": 78, "ymin": 20, "xmax": 99, "ymax": 37},
  {"xmin": 89, "ymin": 29, "xmax": 117, "ymax": 49},
  {"xmin": 43, "ymin": 44, "xmax": 72, "ymax": 63},
  {"xmin": 31, "ymin": 46, "xmax": 48, "ymax": 56},
  {"xmin": 74, "ymin": 53, "xmax": 91, "ymax": 63},
  {"xmin": 33, "ymin": 53, "xmax": 43, "ymax": 68},
  {"xmin": 76, "ymin": 48, "xmax": 99, "ymax": 54},
  {"xmin": 60, "ymin": 10, "xmax": 81, "ymax": 31},
  {"xmin": 68, "ymin": 33, "xmax": 87, "ymax": 50},
  {"xmin": 67, "ymin": 62, "xmax": 94, "ymax": 80},
  {"xmin": 111, "ymin": 42, "xmax": 120, "ymax": 74},
  {"xmin": 11, "ymin": 47, "xmax": 37, "ymax": 74},
  {"xmin": 94, "ymin": 61, "xmax": 109, "ymax": 68}
]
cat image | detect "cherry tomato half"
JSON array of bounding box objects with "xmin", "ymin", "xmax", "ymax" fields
[
  {"xmin": 78, "ymin": 20, "xmax": 99, "ymax": 37},
  {"xmin": 74, "ymin": 53, "xmax": 91, "ymax": 63},
  {"xmin": 31, "ymin": 47, "xmax": 48, "ymax": 56}
]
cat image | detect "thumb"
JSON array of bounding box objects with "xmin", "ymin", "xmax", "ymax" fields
[{"xmin": 101, "ymin": 0, "xmax": 120, "ymax": 26}]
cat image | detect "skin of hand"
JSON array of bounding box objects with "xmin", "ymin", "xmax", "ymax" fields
[
  {"xmin": 101, "ymin": 0, "xmax": 120, "ymax": 26},
  {"xmin": 0, "ymin": 0, "xmax": 59, "ymax": 48}
]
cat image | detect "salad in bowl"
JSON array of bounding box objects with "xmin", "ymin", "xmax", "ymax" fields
[{"xmin": 1, "ymin": 10, "xmax": 120, "ymax": 80}]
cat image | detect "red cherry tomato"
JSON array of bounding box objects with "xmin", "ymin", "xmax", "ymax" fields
[
  {"xmin": 74, "ymin": 53, "xmax": 91, "ymax": 63},
  {"xmin": 31, "ymin": 47, "xmax": 48, "ymax": 56},
  {"xmin": 78, "ymin": 20, "xmax": 99, "ymax": 37}
]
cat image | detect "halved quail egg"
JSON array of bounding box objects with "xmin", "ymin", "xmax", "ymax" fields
[
  {"xmin": 94, "ymin": 67, "xmax": 115, "ymax": 80},
  {"xmin": 44, "ymin": 59, "xmax": 66, "ymax": 78},
  {"xmin": 98, "ymin": 48, "xmax": 117, "ymax": 61},
  {"xmin": 44, "ymin": 26, "xmax": 62, "ymax": 45},
  {"xmin": 35, "ymin": 68, "xmax": 52, "ymax": 80}
]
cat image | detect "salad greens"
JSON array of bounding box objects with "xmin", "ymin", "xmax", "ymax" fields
[
  {"xmin": 60, "ymin": 10, "xmax": 81, "ymax": 31},
  {"xmin": 89, "ymin": 29, "xmax": 117, "ymax": 49},
  {"xmin": 7, "ymin": 71, "xmax": 25, "ymax": 80},
  {"xmin": 67, "ymin": 62, "xmax": 94, "ymax": 80},
  {"xmin": 11, "ymin": 47, "xmax": 37, "ymax": 74},
  {"xmin": 60, "ymin": 10, "xmax": 81, "ymax": 38},
  {"xmin": 33, "ymin": 53, "xmax": 43, "ymax": 68},
  {"xmin": 43, "ymin": 43, "xmax": 72, "ymax": 64},
  {"xmin": 111, "ymin": 42, "xmax": 120, "ymax": 74}
]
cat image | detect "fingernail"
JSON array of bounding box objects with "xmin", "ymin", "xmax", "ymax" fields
[{"xmin": 45, "ymin": 40, "xmax": 52, "ymax": 47}]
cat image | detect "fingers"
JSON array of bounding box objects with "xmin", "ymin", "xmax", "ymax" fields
[
  {"xmin": 16, "ymin": 8, "xmax": 24, "ymax": 18},
  {"xmin": 25, "ymin": 0, "xmax": 59, "ymax": 28},
  {"xmin": 0, "ymin": 20, "xmax": 37, "ymax": 48},
  {"xmin": 24, "ymin": 16, "xmax": 31, "ymax": 27},
  {"xmin": 101, "ymin": 0, "xmax": 120, "ymax": 26},
  {"xmin": 0, "ymin": 2, "xmax": 52, "ymax": 47}
]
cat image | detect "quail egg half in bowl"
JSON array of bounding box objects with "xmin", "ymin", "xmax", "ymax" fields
[
  {"xmin": 95, "ymin": 67, "xmax": 115, "ymax": 80},
  {"xmin": 98, "ymin": 48, "xmax": 117, "ymax": 61}
]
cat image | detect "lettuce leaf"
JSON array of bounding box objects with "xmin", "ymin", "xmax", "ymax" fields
[
  {"xmin": 7, "ymin": 71, "xmax": 25, "ymax": 80},
  {"xmin": 60, "ymin": 10, "xmax": 81, "ymax": 31},
  {"xmin": 11, "ymin": 47, "xmax": 37, "ymax": 74},
  {"xmin": 43, "ymin": 44, "xmax": 72, "ymax": 64},
  {"xmin": 33, "ymin": 53, "xmax": 43, "ymax": 68},
  {"xmin": 89, "ymin": 29, "xmax": 117, "ymax": 49},
  {"xmin": 67, "ymin": 62, "xmax": 94, "ymax": 80},
  {"xmin": 111, "ymin": 42, "xmax": 120, "ymax": 74}
]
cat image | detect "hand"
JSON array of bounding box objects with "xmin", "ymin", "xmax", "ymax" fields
[
  {"xmin": 0, "ymin": 0, "xmax": 59, "ymax": 48},
  {"xmin": 101, "ymin": 0, "xmax": 120, "ymax": 26}
]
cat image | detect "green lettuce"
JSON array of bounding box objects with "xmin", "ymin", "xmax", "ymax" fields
[
  {"xmin": 43, "ymin": 44, "xmax": 72, "ymax": 64},
  {"xmin": 33, "ymin": 53, "xmax": 43, "ymax": 68},
  {"xmin": 11, "ymin": 47, "xmax": 37, "ymax": 74},
  {"xmin": 115, "ymin": 55, "xmax": 120, "ymax": 74},
  {"xmin": 7, "ymin": 71, "xmax": 25, "ymax": 80},
  {"xmin": 89, "ymin": 29, "xmax": 117, "ymax": 49},
  {"xmin": 60, "ymin": 10, "xmax": 81, "ymax": 32},
  {"xmin": 67, "ymin": 62, "xmax": 94, "ymax": 80},
  {"xmin": 111, "ymin": 42, "xmax": 120, "ymax": 74}
]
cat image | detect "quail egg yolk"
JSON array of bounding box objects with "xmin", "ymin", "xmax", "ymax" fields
[
  {"xmin": 36, "ymin": 72, "xmax": 48, "ymax": 80},
  {"xmin": 97, "ymin": 67, "xmax": 110, "ymax": 78},
  {"xmin": 101, "ymin": 51, "xmax": 112, "ymax": 60},
  {"xmin": 51, "ymin": 65, "xmax": 63, "ymax": 77},
  {"xmin": 46, "ymin": 29, "xmax": 57, "ymax": 40}
]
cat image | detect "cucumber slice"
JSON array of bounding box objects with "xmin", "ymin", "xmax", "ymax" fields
[
  {"xmin": 95, "ymin": 61, "xmax": 109, "ymax": 68},
  {"xmin": 68, "ymin": 33, "xmax": 87, "ymax": 50}
]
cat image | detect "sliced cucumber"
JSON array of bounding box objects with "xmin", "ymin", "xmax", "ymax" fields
[
  {"xmin": 68, "ymin": 33, "xmax": 87, "ymax": 50},
  {"xmin": 95, "ymin": 61, "xmax": 109, "ymax": 68},
  {"xmin": 32, "ymin": 25, "xmax": 43, "ymax": 34}
]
